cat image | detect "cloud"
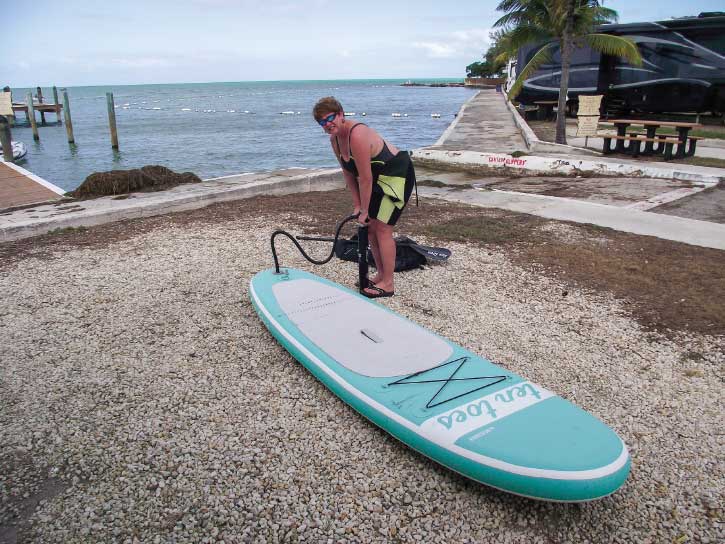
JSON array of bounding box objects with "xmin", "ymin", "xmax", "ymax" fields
[
  {"xmin": 111, "ymin": 57, "xmax": 173, "ymax": 68},
  {"xmin": 412, "ymin": 42, "xmax": 458, "ymax": 59},
  {"xmin": 413, "ymin": 28, "xmax": 493, "ymax": 59}
]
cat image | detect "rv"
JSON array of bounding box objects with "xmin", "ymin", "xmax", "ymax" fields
[{"xmin": 507, "ymin": 12, "xmax": 725, "ymax": 114}]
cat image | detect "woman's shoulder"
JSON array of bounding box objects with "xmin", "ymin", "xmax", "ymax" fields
[{"xmin": 349, "ymin": 122, "xmax": 376, "ymax": 143}]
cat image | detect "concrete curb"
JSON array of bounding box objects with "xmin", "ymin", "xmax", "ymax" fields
[
  {"xmin": 411, "ymin": 148, "xmax": 724, "ymax": 185},
  {"xmin": 434, "ymin": 91, "xmax": 480, "ymax": 146},
  {"xmin": 503, "ymin": 95, "xmax": 537, "ymax": 151},
  {"xmin": 504, "ymin": 95, "xmax": 602, "ymax": 156},
  {"xmin": 0, "ymin": 168, "xmax": 343, "ymax": 242}
]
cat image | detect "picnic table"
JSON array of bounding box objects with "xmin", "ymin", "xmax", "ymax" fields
[{"xmin": 602, "ymin": 119, "xmax": 703, "ymax": 160}]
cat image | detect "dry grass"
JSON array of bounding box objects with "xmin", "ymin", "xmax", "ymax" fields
[{"xmin": 2, "ymin": 188, "xmax": 724, "ymax": 337}]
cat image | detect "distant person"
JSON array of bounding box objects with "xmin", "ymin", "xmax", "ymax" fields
[{"xmin": 313, "ymin": 96, "xmax": 417, "ymax": 298}]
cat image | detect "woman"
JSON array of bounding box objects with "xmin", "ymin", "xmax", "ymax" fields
[{"xmin": 313, "ymin": 96, "xmax": 417, "ymax": 299}]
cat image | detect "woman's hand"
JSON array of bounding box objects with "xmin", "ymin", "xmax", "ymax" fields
[{"xmin": 357, "ymin": 210, "xmax": 370, "ymax": 225}]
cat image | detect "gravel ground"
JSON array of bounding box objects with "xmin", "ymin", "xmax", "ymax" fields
[{"xmin": 1, "ymin": 209, "xmax": 723, "ymax": 543}]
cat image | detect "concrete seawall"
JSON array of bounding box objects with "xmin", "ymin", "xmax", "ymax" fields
[{"xmin": 0, "ymin": 168, "xmax": 343, "ymax": 242}]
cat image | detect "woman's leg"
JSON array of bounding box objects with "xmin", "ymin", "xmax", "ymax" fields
[{"xmin": 363, "ymin": 219, "xmax": 396, "ymax": 294}]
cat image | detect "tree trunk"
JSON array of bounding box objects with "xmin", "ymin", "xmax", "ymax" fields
[{"xmin": 556, "ymin": 0, "xmax": 576, "ymax": 145}]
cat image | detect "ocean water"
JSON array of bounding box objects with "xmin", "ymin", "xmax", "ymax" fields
[{"xmin": 7, "ymin": 80, "xmax": 476, "ymax": 192}]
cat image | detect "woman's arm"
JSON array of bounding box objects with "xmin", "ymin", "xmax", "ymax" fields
[
  {"xmin": 332, "ymin": 136, "xmax": 362, "ymax": 214},
  {"xmin": 350, "ymin": 126, "xmax": 375, "ymax": 223}
]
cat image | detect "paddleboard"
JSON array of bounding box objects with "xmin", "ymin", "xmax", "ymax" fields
[{"xmin": 249, "ymin": 267, "xmax": 630, "ymax": 502}]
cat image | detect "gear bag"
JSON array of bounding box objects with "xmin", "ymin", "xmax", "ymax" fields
[{"xmin": 334, "ymin": 234, "xmax": 450, "ymax": 272}]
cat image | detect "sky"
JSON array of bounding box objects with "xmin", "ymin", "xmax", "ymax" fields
[{"xmin": 2, "ymin": 0, "xmax": 724, "ymax": 87}]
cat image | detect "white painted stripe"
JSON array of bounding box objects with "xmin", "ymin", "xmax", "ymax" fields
[{"xmin": 249, "ymin": 277, "xmax": 630, "ymax": 481}]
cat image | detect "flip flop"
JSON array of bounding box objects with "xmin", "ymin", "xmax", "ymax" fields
[{"xmin": 362, "ymin": 284, "xmax": 394, "ymax": 299}]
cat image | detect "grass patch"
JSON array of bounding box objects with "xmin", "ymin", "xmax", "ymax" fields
[
  {"xmin": 511, "ymin": 151, "xmax": 528, "ymax": 158},
  {"xmin": 47, "ymin": 226, "xmax": 88, "ymax": 235},
  {"xmin": 676, "ymin": 157, "xmax": 725, "ymax": 168},
  {"xmin": 417, "ymin": 210, "xmax": 725, "ymax": 336},
  {"xmin": 422, "ymin": 214, "xmax": 548, "ymax": 245},
  {"xmin": 417, "ymin": 179, "xmax": 448, "ymax": 188},
  {"xmin": 416, "ymin": 179, "xmax": 477, "ymax": 191}
]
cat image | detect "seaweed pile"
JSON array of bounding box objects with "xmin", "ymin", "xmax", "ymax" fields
[{"xmin": 69, "ymin": 165, "xmax": 201, "ymax": 199}]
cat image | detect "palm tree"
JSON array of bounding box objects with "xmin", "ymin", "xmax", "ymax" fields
[{"xmin": 495, "ymin": 0, "xmax": 643, "ymax": 144}]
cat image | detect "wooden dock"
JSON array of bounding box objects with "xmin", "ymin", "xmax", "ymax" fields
[
  {"xmin": 0, "ymin": 161, "xmax": 65, "ymax": 210},
  {"xmin": 12, "ymin": 102, "xmax": 63, "ymax": 122}
]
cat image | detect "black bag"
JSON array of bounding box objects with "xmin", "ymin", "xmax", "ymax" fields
[{"xmin": 334, "ymin": 234, "xmax": 450, "ymax": 272}]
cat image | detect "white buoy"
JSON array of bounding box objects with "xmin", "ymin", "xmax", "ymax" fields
[{"xmin": 361, "ymin": 112, "xmax": 367, "ymax": 116}]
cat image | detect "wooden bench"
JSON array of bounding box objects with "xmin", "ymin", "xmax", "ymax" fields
[
  {"xmin": 601, "ymin": 134, "xmax": 682, "ymax": 160},
  {"xmin": 628, "ymin": 132, "xmax": 705, "ymax": 158}
]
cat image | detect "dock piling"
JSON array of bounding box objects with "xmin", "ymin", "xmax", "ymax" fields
[
  {"xmin": 106, "ymin": 92, "xmax": 119, "ymax": 149},
  {"xmin": 0, "ymin": 116, "xmax": 14, "ymax": 162},
  {"xmin": 62, "ymin": 89, "xmax": 75, "ymax": 144},
  {"xmin": 36, "ymin": 87, "xmax": 47, "ymax": 125},
  {"xmin": 52, "ymin": 86, "xmax": 62, "ymax": 123},
  {"xmin": 26, "ymin": 92, "xmax": 39, "ymax": 141}
]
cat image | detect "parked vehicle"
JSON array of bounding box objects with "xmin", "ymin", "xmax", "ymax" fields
[{"xmin": 506, "ymin": 12, "xmax": 725, "ymax": 115}]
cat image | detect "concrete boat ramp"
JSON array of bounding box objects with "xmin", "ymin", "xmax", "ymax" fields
[{"xmin": 1, "ymin": 90, "xmax": 724, "ymax": 249}]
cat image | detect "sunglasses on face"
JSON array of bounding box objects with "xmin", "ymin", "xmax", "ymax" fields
[{"xmin": 318, "ymin": 112, "xmax": 338, "ymax": 127}]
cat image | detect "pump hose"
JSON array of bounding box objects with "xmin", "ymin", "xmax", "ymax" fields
[{"xmin": 270, "ymin": 213, "xmax": 360, "ymax": 273}]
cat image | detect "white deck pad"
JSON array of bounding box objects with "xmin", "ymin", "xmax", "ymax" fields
[{"xmin": 274, "ymin": 279, "xmax": 453, "ymax": 378}]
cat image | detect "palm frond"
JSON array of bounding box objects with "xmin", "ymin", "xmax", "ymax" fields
[
  {"xmin": 505, "ymin": 24, "xmax": 554, "ymax": 51},
  {"xmin": 586, "ymin": 34, "xmax": 642, "ymax": 66},
  {"xmin": 507, "ymin": 42, "xmax": 554, "ymax": 99},
  {"xmin": 493, "ymin": 51, "xmax": 511, "ymax": 67}
]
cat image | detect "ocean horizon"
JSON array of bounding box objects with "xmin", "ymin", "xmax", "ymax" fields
[{"xmin": 7, "ymin": 79, "xmax": 476, "ymax": 192}]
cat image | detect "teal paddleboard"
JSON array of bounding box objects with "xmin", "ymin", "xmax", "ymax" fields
[{"xmin": 249, "ymin": 267, "xmax": 630, "ymax": 502}]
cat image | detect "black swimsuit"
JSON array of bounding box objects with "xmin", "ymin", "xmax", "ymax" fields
[{"xmin": 335, "ymin": 124, "xmax": 417, "ymax": 226}]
